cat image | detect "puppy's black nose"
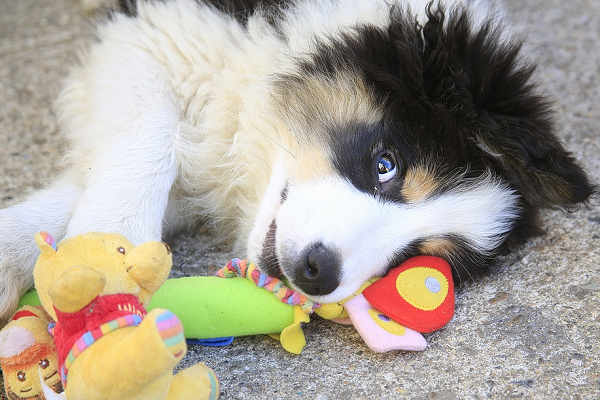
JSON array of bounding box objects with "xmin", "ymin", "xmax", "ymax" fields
[{"xmin": 293, "ymin": 243, "xmax": 341, "ymax": 296}]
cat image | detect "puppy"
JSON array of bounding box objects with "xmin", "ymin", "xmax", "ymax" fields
[{"xmin": 0, "ymin": 0, "xmax": 595, "ymax": 324}]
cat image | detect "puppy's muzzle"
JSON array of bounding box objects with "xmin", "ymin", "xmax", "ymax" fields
[{"xmin": 293, "ymin": 243, "xmax": 341, "ymax": 296}]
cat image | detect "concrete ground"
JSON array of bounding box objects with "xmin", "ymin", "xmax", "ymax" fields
[{"xmin": 1, "ymin": 0, "xmax": 599, "ymax": 398}]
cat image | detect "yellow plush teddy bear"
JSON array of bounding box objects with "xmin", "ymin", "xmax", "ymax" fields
[{"xmin": 32, "ymin": 231, "xmax": 218, "ymax": 400}]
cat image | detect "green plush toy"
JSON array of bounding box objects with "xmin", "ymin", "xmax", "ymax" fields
[{"xmin": 149, "ymin": 259, "xmax": 312, "ymax": 354}]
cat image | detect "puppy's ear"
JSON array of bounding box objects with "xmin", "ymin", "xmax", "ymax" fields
[
  {"xmin": 423, "ymin": 5, "xmax": 596, "ymax": 209},
  {"xmin": 468, "ymin": 43, "xmax": 596, "ymax": 209},
  {"xmin": 473, "ymin": 102, "xmax": 595, "ymax": 210}
]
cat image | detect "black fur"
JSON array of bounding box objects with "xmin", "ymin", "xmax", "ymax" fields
[
  {"xmin": 200, "ymin": 0, "xmax": 288, "ymax": 24},
  {"xmin": 118, "ymin": 0, "xmax": 137, "ymax": 15},
  {"xmin": 280, "ymin": 3, "xmax": 596, "ymax": 281}
]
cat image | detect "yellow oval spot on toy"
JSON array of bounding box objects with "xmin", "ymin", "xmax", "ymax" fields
[
  {"xmin": 396, "ymin": 267, "xmax": 448, "ymax": 311},
  {"xmin": 367, "ymin": 308, "xmax": 406, "ymax": 336}
]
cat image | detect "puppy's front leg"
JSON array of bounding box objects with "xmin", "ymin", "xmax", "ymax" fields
[
  {"xmin": 60, "ymin": 69, "xmax": 180, "ymax": 245},
  {"xmin": 0, "ymin": 171, "xmax": 83, "ymax": 324},
  {"xmin": 64, "ymin": 135, "xmax": 178, "ymax": 245},
  {"xmin": 58, "ymin": 23, "xmax": 183, "ymax": 245},
  {"xmin": 0, "ymin": 18, "xmax": 183, "ymax": 322}
]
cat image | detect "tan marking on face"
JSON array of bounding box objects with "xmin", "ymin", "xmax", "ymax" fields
[
  {"xmin": 402, "ymin": 166, "xmax": 439, "ymax": 203},
  {"xmin": 291, "ymin": 144, "xmax": 333, "ymax": 182},
  {"xmin": 277, "ymin": 72, "xmax": 382, "ymax": 141},
  {"xmin": 418, "ymin": 237, "xmax": 456, "ymax": 257},
  {"xmin": 274, "ymin": 72, "xmax": 381, "ymax": 183}
]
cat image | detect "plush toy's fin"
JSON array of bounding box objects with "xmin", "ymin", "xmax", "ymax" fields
[
  {"xmin": 277, "ymin": 306, "xmax": 310, "ymax": 354},
  {"xmin": 187, "ymin": 337, "xmax": 234, "ymax": 347},
  {"xmin": 343, "ymin": 294, "xmax": 427, "ymax": 352}
]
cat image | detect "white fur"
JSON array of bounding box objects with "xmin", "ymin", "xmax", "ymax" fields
[
  {"xmin": 272, "ymin": 172, "xmax": 519, "ymax": 303},
  {"xmin": 0, "ymin": 0, "xmax": 504, "ymax": 322}
]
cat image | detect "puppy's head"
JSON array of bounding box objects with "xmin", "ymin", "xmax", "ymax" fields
[{"xmin": 248, "ymin": 3, "xmax": 596, "ymax": 302}]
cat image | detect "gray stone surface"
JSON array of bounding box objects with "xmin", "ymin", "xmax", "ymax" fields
[{"xmin": 1, "ymin": 0, "xmax": 599, "ymax": 398}]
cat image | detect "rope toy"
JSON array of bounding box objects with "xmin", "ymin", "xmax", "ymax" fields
[{"xmin": 216, "ymin": 258, "xmax": 318, "ymax": 314}]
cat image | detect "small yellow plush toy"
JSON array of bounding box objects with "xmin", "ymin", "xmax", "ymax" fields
[
  {"xmin": 32, "ymin": 232, "xmax": 218, "ymax": 400},
  {"xmin": 0, "ymin": 305, "xmax": 62, "ymax": 399}
]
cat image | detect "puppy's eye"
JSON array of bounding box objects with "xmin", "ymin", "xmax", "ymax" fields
[
  {"xmin": 117, "ymin": 247, "xmax": 126, "ymax": 254},
  {"xmin": 378, "ymin": 153, "xmax": 397, "ymax": 183}
]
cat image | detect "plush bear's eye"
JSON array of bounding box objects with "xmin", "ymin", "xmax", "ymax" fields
[
  {"xmin": 39, "ymin": 359, "xmax": 50, "ymax": 369},
  {"xmin": 17, "ymin": 371, "xmax": 26, "ymax": 382},
  {"xmin": 117, "ymin": 247, "xmax": 126, "ymax": 254}
]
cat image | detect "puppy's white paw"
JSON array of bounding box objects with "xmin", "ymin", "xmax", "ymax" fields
[
  {"xmin": 0, "ymin": 251, "xmax": 36, "ymax": 326},
  {"xmin": 0, "ymin": 211, "xmax": 46, "ymax": 326}
]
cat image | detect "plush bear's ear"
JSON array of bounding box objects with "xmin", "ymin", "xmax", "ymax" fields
[{"xmin": 34, "ymin": 232, "xmax": 58, "ymax": 255}]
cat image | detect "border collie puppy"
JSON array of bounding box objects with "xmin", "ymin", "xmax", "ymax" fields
[{"xmin": 0, "ymin": 0, "xmax": 595, "ymax": 324}]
